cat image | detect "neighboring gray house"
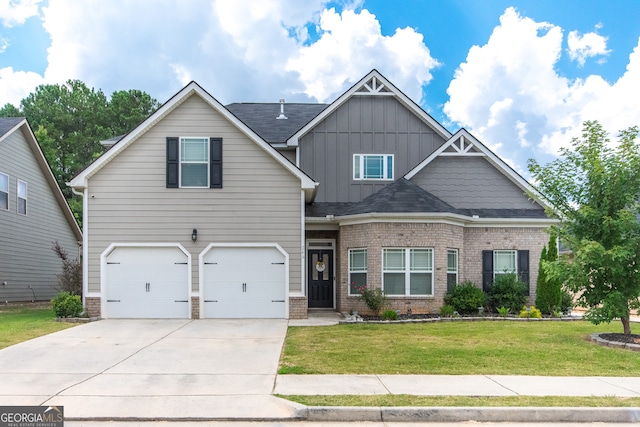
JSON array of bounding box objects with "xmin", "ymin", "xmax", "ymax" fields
[
  {"xmin": 70, "ymin": 70, "xmax": 555, "ymax": 319},
  {"xmin": 0, "ymin": 118, "xmax": 82, "ymax": 302}
]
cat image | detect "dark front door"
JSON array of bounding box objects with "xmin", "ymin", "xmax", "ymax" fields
[{"xmin": 308, "ymin": 249, "xmax": 333, "ymax": 308}]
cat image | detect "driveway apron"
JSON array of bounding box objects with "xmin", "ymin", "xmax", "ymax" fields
[{"xmin": 0, "ymin": 319, "xmax": 302, "ymax": 420}]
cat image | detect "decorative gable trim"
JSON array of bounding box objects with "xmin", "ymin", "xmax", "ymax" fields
[
  {"xmin": 404, "ymin": 128, "xmax": 551, "ymax": 210},
  {"xmin": 286, "ymin": 69, "xmax": 451, "ymax": 147}
]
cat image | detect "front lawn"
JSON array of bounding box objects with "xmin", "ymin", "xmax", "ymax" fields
[
  {"xmin": 0, "ymin": 304, "xmax": 76, "ymax": 349},
  {"xmin": 279, "ymin": 321, "xmax": 639, "ymax": 376}
]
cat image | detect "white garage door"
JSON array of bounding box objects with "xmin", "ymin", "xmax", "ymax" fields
[
  {"xmin": 105, "ymin": 246, "xmax": 190, "ymax": 318},
  {"xmin": 202, "ymin": 246, "xmax": 287, "ymax": 318}
]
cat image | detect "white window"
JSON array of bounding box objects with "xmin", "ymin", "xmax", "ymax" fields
[
  {"xmin": 0, "ymin": 172, "xmax": 7, "ymax": 210},
  {"xmin": 348, "ymin": 248, "xmax": 367, "ymax": 295},
  {"xmin": 447, "ymin": 249, "xmax": 458, "ymax": 292},
  {"xmin": 383, "ymin": 248, "xmax": 433, "ymax": 296},
  {"xmin": 494, "ymin": 250, "xmax": 516, "ymax": 277},
  {"xmin": 17, "ymin": 179, "xmax": 27, "ymax": 215},
  {"xmin": 180, "ymin": 137, "xmax": 209, "ymax": 187},
  {"xmin": 353, "ymin": 154, "xmax": 393, "ymax": 180}
]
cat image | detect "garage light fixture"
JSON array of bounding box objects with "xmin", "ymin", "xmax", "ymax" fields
[{"xmin": 192, "ymin": 228, "xmax": 198, "ymax": 242}]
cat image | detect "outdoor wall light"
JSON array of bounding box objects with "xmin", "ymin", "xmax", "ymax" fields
[{"xmin": 191, "ymin": 228, "xmax": 198, "ymax": 242}]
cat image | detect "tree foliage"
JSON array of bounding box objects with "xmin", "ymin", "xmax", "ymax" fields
[
  {"xmin": 528, "ymin": 120, "xmax": 640, "ymax": 335},
  {"xmin": 535, "ymin": 231, "xmax": 563, "ymax": 315}
]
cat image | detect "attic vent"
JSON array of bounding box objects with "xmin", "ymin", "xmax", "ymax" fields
[{"xmin": 276, "ymin": 99, "xmax": 288, "ymax": 120}]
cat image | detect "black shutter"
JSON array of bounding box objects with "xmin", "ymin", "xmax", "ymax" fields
[
  {"xmin": 210, "ymin": 137, "xmax": 222, "ymax": 188},
  {"xmin": 482, "ymin": 250, "xmax": 493, "ymax": 292},
  {"xmin": 518, "ymin": 250, "xmax": 530, "ymax": 295},
  {"xmin": 166, "ymin": 137, "xmax": 179, "ymax": 188}
]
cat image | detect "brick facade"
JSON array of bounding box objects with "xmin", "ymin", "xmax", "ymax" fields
[
  {"xmin": 85, "ymin": 296, "xmax": 101, "ymax": 318},
  {"xmin": 337, "ymin": 222, "xmax": 548, "ymax": 315},
  {"xmin": 289, "ymin": 296, "xmax": 308, "ymax": 319},
  {"xmin": 191, "ymin": 297, "xmax": 200, "ymax": 319}
]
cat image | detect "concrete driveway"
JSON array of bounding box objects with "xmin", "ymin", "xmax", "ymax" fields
[{"xmin": 0, "ymin": 319, "xmax": 303, "ymax": 420}]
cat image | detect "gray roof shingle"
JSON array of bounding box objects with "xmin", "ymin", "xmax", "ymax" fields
[
  {"xmin": 225, "ymin": 103, "xmax": 328, "ymax": 144},
  {"xmin": 0, "ymin": 117, "xmax": 24, "ymax": 138}
]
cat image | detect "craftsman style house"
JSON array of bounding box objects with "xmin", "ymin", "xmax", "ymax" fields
[{"xmin": 70, "ymin": 70, "xmax": 554, "ymax": 319}]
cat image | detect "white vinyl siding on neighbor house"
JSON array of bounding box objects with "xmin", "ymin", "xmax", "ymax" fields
[
  {"xmin": 383, "ymin": 248, "xmax": 433, "ymax": 296},
  {"xmin": 180, "ymin": 137, "xmax": 209, "ymax": 187},
  {"xmin": 17, "ymin": 179, "xmax": 27, "ymax": 215},
  {"xmin": 353, "ymin": 154, "xmax": 393, "ymax": 180},
  {"xmin": 348, "ymin": 248, "xmax": 367, "ymax": 295},
  {"xmin": 494, "ymin": 250, "xmax": 516, "ymax": 277},
  {"xmin": 0, "ymin": 172, "xmax": 8, "ymax": 210},
  {"xmin": 85, "ymin": 94, "xmax": 303, "ymax": 296}
]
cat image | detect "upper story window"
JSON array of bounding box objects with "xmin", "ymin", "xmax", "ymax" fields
[
  {"xmin": 166, "ymin": 137, "xmax": 222, "ymax": 189},
  {"xmin": 17, "ymin": 179, "xmax": 27, "ymax": 215},
  {"xmin": 353, "ymin": 154, "xmax": 393, "ymax": 180},
  {"xmin": 348, "ymin": 248, "xmax": 367, "ymax": 295},
  {"xmin": 0, "ymin": 172, "xmax": 8, "ymax": 211}
]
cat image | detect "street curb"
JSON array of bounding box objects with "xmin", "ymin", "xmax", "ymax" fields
[{"xmin": 302, "ymin": 406, "xmax": 640, "ymax": 423}]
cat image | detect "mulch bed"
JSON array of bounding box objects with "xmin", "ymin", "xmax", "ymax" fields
[{"xmin": 599, "ymin": 333, "xmax": 640, "ymax": 344}]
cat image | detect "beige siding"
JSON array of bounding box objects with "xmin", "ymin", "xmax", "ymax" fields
[
  {"xmin": 86, "ymin": 94, "xmax": 303, "ymax": 295},
  {"xmin": 0, "ymin": 127, "xmax": 79, "ymax": 301}
]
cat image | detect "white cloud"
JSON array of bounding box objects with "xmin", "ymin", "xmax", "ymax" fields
[
  {"xmin": 444, "ymin": 7, "xmax": 640, "ymax": 171},
  {"xmin": 0, "ymin": 0, "xmax": 40, "ymax": 27},
  {"xmin": 0, "ymin": 66, "xmax": 44, "ymax": 106},
  {"xmin": 567, "ymin": 30, "xmax": 610, "ymax": 66},
  {"xmin": 286, "ymin": 7, "xmax": 440, "ymax": 102}
]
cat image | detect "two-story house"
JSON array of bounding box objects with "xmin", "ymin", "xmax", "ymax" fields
[{"xmin": 69, "ymin": 70, "xmax": 554, "ymax": 319}]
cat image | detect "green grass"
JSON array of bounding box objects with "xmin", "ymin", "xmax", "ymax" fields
[
  {"xmin": 0, "ymin": 304, "xmax": 76, "ymax": 349},
  {"xmin": 279, "ymin": 321, "xmax": 639, "ymax": 376},
  {"xmin": 280, "ymin": 394, "xmax": 640, "ymax": 408}
]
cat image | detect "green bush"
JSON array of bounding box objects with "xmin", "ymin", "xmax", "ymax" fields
[
  {"xmin": 51, "ymin": 291, "xmax": 83, "ymax": 318},
  {"xmin": 354, "ymin": 284, "xmax": 387, "ymax": 315},
  {"xmin": 561, "ymin": 289, "xmax": 574, "ymax": 314},
  {"xmin": 536, "ymin": 232, "xmax": 562, "ymax": 314},
  {"xmin": 519, "ymin": 305, "xmax": 542, "ymax": 318},
  {"xmin": 439, "ymin": 305, "xmax": 455, "ymax": 317},
  {"xmin": 488, "ymin": 273, "xmax": 527, "ymax": 313},
  {"xmin": 381, "ymin": 309, "xmax": 398, "ymax": 320},
  {"xmin": 444, "ymin": 281, "xmax": 486, "ymax": 315},
  {"xmin": 496, "ymin": 306, "xmax": 510, "ymax": 317}
]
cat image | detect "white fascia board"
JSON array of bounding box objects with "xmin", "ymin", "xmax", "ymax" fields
[
  {"xmin": 69, "ymin": 82, "xmax": 318, "ymax": 193},
  {"xmin": 286, "ymin": 69, "xmax": 452, "ymax": 147}
]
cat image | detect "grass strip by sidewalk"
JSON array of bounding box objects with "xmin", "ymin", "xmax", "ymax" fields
[
  {"xmin": 0, "ymin": 304, "xmax": 76, "ymax": 349},
  {"xmin": 279, "ymin": 321, "xmax": 639, "ymax": 376},
  {"xmin": 279, "ymin": 394, "xmax": 640, "ymax": 408}
]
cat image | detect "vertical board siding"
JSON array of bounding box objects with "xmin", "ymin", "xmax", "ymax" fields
[
  {"xmin": 300, "ymin": 96, "xmax": 446, "ymax": 203},
  {"xmin": 86, "ymin": 95, "xmax": 303, "ymax": 295},
  {"xmin": 0, "ymin": 128, "xmax": 79, "ymax": 302},
  {"xmin": 412, "ymin": 156, "xmax": 544, "ymax": 209}
]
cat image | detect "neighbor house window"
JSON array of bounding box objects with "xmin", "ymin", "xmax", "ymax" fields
[
  {"xmin": 180, "ymin": 137, "xmax": 210, "ymax": 187},
  {"xmin": 17, "ymin": 179, "xmax": 27, "ymax": 215},
  {"xmin": 0, "ymin": 172, "xmax": 7, "ymax": 210},
  {"xmin": 383, "ymin": 248, "xmax": 433, "ymax": 296},
  {"xmin": 447, "ymin": 249, "xmax": 458, "ymax": 293},
  {"xmin": 348, "ymin": 248, "xmax": 367, "ymax": 295},
  {"xmin": 353, "ymin": 154, "xmax": 393, "ymax": 180}
]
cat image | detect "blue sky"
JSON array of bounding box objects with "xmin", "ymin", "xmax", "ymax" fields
[{"xmin": 1, "ymin": 0, "xmax": 639, "ymax": 175}]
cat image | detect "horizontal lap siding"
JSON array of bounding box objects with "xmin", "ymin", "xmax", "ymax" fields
[
  {"xmin": 0, "ymin": 128, "xmax": 79, "ymax": 302},
  {"xmin": 86, "ymin": 95, "xmax": 302, "ymax": 294}
]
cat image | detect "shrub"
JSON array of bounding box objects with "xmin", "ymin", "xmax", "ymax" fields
[
  {"xmin": 381, "ymin": 309, "xmax": 398, "ymax": 320},
  {"xmin": 444, "ymin": 281, "xmax": 486, "ymax": 315},
  {"xmin": 51, "ymin": 291, "xmax": 83, "ymax": 318},
  {"xmin": 561, "ymin": 289, "xmax": 574, "ymax": 314},
  {"xmin": 519, "ymin": 305, "xmax": 542, "ymax": 318},
  {"xmin": 52, "ymin": 241, "xmax": 82, "ymax": 297},
  {"xmin": 439, "ymin": 305, "xmax": 455, "ymax": 317},
  {"xmin": 496, "ymin": 306, "xmax": 510, "ymax": 317},
  {"xmin": 354, "ymin": 284, "xmax": 387, "ymax": 315},
  {"xmin": 488, "ymin": 273, "xmax": 527, "ymax": 313},
  {"xmin": 536, "ymin": 232, "xmax": 563, "ymax": 314}
]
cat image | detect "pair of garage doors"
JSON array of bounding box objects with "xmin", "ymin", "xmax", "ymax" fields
[{"xmin": 104, "ymin": 244, "xmax": 287, "ymax": 319}]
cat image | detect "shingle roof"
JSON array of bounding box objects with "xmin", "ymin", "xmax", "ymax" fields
[
  {"xmin": 0, "ymin": 117, "xmax": 24, "ymax": 138},
  {"xmin": 306, "ymin": 178, "xmax": 549, "ymax": 219},
  {"xmin": 225, "ymin": 103, "xmax": 328, "ymax": 144}
]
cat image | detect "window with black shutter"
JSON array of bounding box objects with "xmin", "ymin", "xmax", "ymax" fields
[
  {"xmin": 482, "ymin": 249, "xmax": 530, "ymax": 294},
  {"xmin": 166, "ymin": 136, "xmax": 223, "ymax": 189}
]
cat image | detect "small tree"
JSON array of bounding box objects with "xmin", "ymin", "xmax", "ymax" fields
[
  {"xmin": 536, "ymin": 231, "xmax": 562, "ymax": 314},
  {"xmin": 52, "ymin": 241, "xmax": 82, "ymax": 297},
  {"xmin": 529, "ymin": 121, "xmax": 640, "ymax": 335}
]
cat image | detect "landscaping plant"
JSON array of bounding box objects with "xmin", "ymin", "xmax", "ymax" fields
[
  {"xmin": 51, "ymin": 291, "xmax": 83, "ymax": 318},
  {"xmin": 354, "ymin": 284, "xmax": 387, "ymax": 315},
  {"xmin": 519, "ymin": 306, "xmax": 542, "ymax": 318},
  {"xmin": 52, "ymin": 241, "xmax": 82, "ymax": 297},
  {"xmin": 487, "ymin": 273, "xmax": 527, "ymax": 313},
  {"xmin": 535, "ymin": 231, "xmax": 562, "ymax": 315},
  {"xmin": 381, "ymin": 309, "xmax": 398, "ymax": 320},
  {"xmin": 439, "ymin": 304, "xmax": 455, "ymax": 317},
  {"xmin": 444, "ymin": 281, "xmax": 486, "ymax": 315}
]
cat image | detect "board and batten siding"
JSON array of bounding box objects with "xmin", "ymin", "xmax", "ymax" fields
[
  {"xmin": 299, "ymin": 96, "xmax": 446, "ymax": 203},
  {"xmin": 411, "ymin": 156, "xmax": 542, "ymax": 210},
  {"xmin": 86, "ymin": 94, "xmax": 303, "ymax": 295},
  {"xmin": 0, "ymin": 127, "xmax": 79, "ymax": 302}
]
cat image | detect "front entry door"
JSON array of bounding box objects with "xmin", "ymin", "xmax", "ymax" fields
[{"xmin": 308, "ymin": 249, "xmax": 333, "ymax": 308}]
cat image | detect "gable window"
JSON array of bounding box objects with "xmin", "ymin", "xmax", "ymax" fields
[
  {"xmin": 353, "ymin": 154, "xmax": 393, "ymax": 180},
  {"xmin": 348, "ymin": 248, "xmax": 367, "ymax": 295},
  {"xmin": 383, "ymin": 248, "xmax": 433, "ymax": 296},
  {"xmin": 166, "ymin": 137, "xmax": 222, "ymax": 188},
  {"xmin": 0, "ymin": 172, "xmax": 7, "ymax": 210},
  {"xmin": 17, "ymin": 179, "xmax": 27, "ymax": 215},
  {"xmin": 482, "ymin": 249, "xmax": 530, "ymax": 294},
  {"xmin": 447, "ymin": 249, "xmax": 458, "ymax": 293}
]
